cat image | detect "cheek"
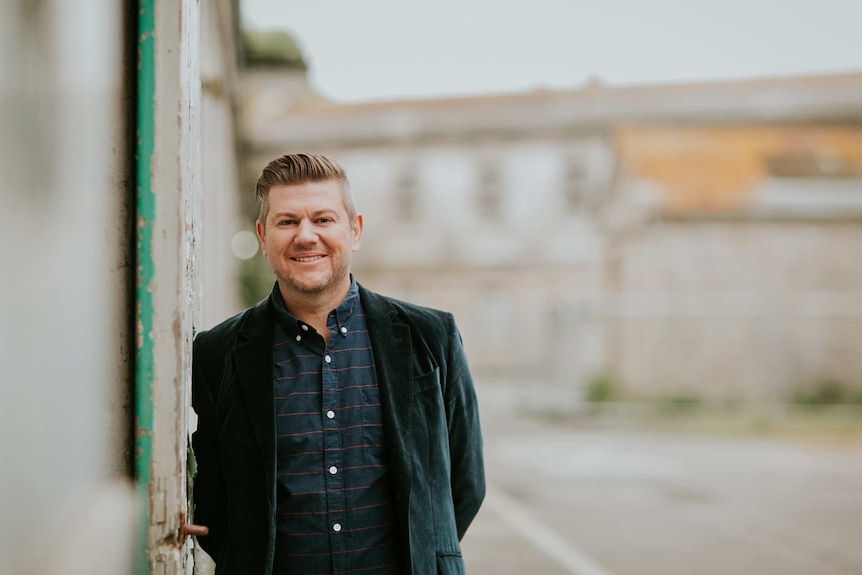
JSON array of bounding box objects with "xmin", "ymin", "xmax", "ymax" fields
[{"xmin": 265, "ymin": 234, "xmax": 291, "ymax": 257}]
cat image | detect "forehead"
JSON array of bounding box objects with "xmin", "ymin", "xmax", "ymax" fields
[{"xmin": 266, "ymin": 180, "xmax": 346, "ymax": 214}]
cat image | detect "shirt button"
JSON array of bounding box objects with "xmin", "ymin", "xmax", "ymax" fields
[
  {"xmin": 329, "ymin": 466, "xmax": 338, "ymax": 475},
  {"xmin": 295, "ymin": 334, "xmax": 301, "ymax": 342},
  {"xmin": 333, "ymin": 523, "xmax": 342, "ymax": 532},
  {"xmin": 301, "ymin": 324, "xmax": 309, "ymax": 331},
  {"xmin": 326, "ymin": 410, "xmax": 335, "ymax": 419},
  {"xmin": 340, "ymin": 326, "xmax": 348, "ymax": 334},
  {"xmin": 324, "ymin": 355, "xmax": 332, "ymax": 363}
]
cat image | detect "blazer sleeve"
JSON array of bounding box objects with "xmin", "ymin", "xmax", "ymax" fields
[
  {"xmin": 442, "ymin": 313, "xmax": 486, "ymax": 540},
  {"xmin": 191, "ymin": 332, "xmax": 226, "ymax": 559}
]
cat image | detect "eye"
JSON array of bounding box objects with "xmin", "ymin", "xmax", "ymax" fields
[
  {"xmin": 277, "ymin": 219, "xmax": 297, "ymax": 226},
  {"xmin": 316, "ymin": 217, "xmax": 334, "ymax": 224}
]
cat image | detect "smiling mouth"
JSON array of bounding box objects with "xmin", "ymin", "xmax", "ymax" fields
[{"xmin": 293, "ymin": 255, "xmax": 325, "ymax": 262}]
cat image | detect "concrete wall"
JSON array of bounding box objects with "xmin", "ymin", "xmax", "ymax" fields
[
  {"xmin": 610, "ymin": 125, "xmax": 862, "ymax": 399},
  {"xmin": 612, "ymin": 220, "xmax": 862, "ymax": 400}
]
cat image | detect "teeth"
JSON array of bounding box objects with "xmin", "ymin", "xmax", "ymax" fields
[{"xmin": 295, "ymin": 256, "xmax": 323, "ymax": 262}]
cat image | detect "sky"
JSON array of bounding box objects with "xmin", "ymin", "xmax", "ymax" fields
[{"xmin": 242, "ymin": 0, "xmax": 862, "ymax": 103}]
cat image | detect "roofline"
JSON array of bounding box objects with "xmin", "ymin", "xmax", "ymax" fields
[
  {"xmin": 246, "ymin": 71, "xmax": 862, "ymax": 148},
  {"xmin": 311, "ymin": 71, "xmax": 862, "ymax": 110}
]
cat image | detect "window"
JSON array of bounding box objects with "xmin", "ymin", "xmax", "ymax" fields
[
  {"xmin": 477, "ymin": 162, "xmax": 502, "ymax": 218},
  {"xmin": 765, "ymin": 153, "xmax": 862, "ymax": 179},
  {"xmin": 394, "ymin": 166, "xmax": 419, "ymax": 220},
  {"xmin": 563, "ymin": 158, "xmax": 589, "ymax": 212}
]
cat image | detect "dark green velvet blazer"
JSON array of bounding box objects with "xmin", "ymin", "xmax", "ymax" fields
[{"xmin": 192, "ymin": 285, "xmax": 485, "ymax": 575}]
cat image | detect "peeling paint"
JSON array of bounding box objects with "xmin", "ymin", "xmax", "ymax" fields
[
  {"xmin": 134, "ymin": 2, "xmax": 202, "ymax": 573},
  {"xmin": 135, "ymin": 0, "xmax": 156, "ymax": 573}
]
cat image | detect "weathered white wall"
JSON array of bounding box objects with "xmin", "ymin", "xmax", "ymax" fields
[
  {"xmin": 0, "ymin": 2, "xmax": 136, "ymax": 574},
  {"xmin": 194, "ymin": 2, "xmax": 245, "ymax": 573},
  {"xmin": 142, "ymin": 1, "xmax": 201, "ymax": 573}
]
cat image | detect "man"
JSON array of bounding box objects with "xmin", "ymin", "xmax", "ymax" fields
[{"xmin": 192, "ymin": 153, "xmax": 485, "ymax": 575}]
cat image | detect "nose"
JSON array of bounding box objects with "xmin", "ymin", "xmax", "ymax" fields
[{"xmin": 294, "ymin": 218, "xmax": 318, "ymax": 245}]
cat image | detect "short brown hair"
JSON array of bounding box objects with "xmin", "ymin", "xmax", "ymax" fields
[{"xmin": 254, "ymin": 153, "xmax": 357, "ymax": 224}]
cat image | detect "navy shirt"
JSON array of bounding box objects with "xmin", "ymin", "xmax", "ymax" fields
[{"xmin": 270, "ymin": 278, "xmax": 402, "ymax": 575}]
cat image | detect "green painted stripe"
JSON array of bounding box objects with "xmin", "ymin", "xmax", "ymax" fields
[{"xmin": 136, "ymin": 1, "xmax": 156, "ymax": 573}]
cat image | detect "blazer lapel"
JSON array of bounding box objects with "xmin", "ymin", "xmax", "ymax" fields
[
  {"xmin": 233, "ymin": 298, "xmax": 275, "ymax": 473},
  {"xmin": 360, "ymin": 286, "xmax": 414, "ymax": 497}
]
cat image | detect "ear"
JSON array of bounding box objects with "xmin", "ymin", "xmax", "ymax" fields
[
  {"xmin": 351, "ymin": 213, "xmax": 364, "ymax": 252},
  {"xmin": 256, "ymin": 219, "xmax": 267, "ymax": 258}
]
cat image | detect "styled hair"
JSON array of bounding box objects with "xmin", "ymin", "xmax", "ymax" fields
[{"xmin": 254, "ymin": 153, "xmax": 357, "ymax": 224}]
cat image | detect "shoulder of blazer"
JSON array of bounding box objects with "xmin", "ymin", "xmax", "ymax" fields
[
  {"xmin": 194, "ymin": 296, "xmax": 271, "ymax": 363},
  {"xmin": 358, "ymin": 284, "xmax": 453, "ymax": 332},
  {"xmin": 358, "ymin": 284, "xmax": 456, "ymax": 364}
]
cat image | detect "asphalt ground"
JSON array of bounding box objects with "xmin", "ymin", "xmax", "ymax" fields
[{"xmin": 462, "ymin": 400, "xmax": 862, "ymax": 575}]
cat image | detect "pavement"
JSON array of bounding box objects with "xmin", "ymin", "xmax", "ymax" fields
[{"xmin": 462, "ymin": 399, "xmax": 862, "ymax": 575}]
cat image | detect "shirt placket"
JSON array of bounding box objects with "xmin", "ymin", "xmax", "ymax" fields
[{"xmin": 323, "ymin": 312, "xmax": 347, "ymax": 572}]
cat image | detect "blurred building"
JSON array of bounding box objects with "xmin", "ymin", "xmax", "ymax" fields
[
  {"xmin": 239, "ymin": 36, "xmax": 862, "ymax": 405},
  {"xmin": 611, "ymin": 119, "xmax": 862, "ymax": 402}
]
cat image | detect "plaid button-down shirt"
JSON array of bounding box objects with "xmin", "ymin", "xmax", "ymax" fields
[{"xmin": 270, "ymin": 278, "xmax": 402, "ymax": 575}]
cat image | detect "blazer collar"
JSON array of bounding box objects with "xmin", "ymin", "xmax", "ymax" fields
[{"xmin": 359, "ymin": 285, "xmax": 415, "ymax": 497}]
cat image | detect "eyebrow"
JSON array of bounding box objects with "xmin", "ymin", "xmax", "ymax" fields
[{"xmin": 270, "ymin": 209, "xmax": 339, "ymax": 220}]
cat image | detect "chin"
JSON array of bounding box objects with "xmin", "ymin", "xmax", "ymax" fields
[{"xmin": 286, "ymin": 275, "xmax": 331, "ymax": 294}]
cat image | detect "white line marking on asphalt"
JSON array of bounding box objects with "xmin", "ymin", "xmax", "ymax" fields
[{"xmin": 485, "ymin": 485, "xmax": 615, "ymax": 575}]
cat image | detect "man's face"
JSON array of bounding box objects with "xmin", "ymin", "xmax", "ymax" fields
[{"xmin": 256, "ymin": 180, "xmax": 363, "ymax": 302}]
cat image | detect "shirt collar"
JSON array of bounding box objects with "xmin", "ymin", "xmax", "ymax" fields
[
  {"xmin": 332, "ymin": 275, "xmax": 360, "ymax": 329},
  {"xmin": 269, "ymin": 275, "xmax": 360, "ymax": 336}
]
